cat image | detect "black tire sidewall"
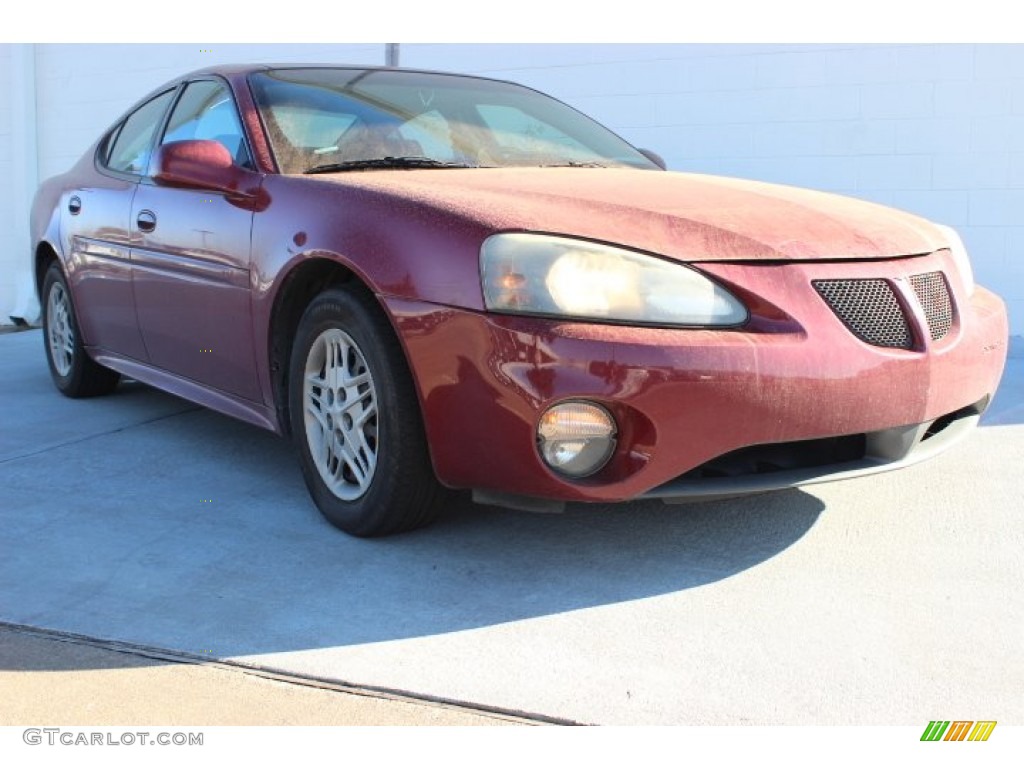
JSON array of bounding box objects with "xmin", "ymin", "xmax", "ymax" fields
[
  {"xmin": 41, "ymin": 264, "xmax": 86, "ymax": 395},
  {"xmin": 288, "ymin": 288, "xmax": 436, "ymax": 536}
]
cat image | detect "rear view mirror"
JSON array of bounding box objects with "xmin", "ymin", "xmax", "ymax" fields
[{"xmin": 152, "ymin": 140, "xmax": 256, "ymax": 197}]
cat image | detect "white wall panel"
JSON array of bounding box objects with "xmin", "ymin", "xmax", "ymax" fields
[{"xmin": 0, "ymin": 44, "xmax": 17, "ymax": 322}]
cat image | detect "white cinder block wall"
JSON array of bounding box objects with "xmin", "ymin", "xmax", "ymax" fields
[
  {"xmin": 2, "ymin": 43, "xmax": 1023, "ymax": 340},
  {"xmin": 0, "ymin": 45, "xmax": 16, "ymax": 323}
]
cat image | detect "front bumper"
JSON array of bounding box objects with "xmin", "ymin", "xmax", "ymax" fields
[
  {"xmin": 385, "ymin": 251, "xmax": 1008, "ymax": 507},
  {"xmin": 644, "ymin": 399, "xmax": 985, "ymax": 503}
]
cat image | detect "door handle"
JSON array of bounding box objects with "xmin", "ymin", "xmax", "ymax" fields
[
  {"xmin": 136, "ymin": 210, "xmax": 157, "ymax": 233},
  {"xmin": 68, "ymin": 196, "xmax": 82, "ymax": 215}
]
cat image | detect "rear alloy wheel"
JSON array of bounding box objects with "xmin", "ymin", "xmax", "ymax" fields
[
  {"xmin": 41, "ymin": 263, "xmax": 121, "ymax": 398},
  {"xmin": 288, "ymin": 287, "xmax": 444, "ymax": 536}
]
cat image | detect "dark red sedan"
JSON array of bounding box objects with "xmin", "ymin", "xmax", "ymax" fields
[{"xmin": 31, "ymin": 64, "xmax": 1009, "ymax": 536}]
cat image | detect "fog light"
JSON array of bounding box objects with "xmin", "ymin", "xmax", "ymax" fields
[{"xmin": 537, "ymin": 401, "xmax": 617, "ymax": 477}]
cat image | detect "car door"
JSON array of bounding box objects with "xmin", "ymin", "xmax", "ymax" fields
[
  {"xmin": 63, "ymin": 89, "xmax": 177, "ymax": 361},
  {"xmin": 130, "ymin": 79, "xmax": 262, "ymax": 402}
]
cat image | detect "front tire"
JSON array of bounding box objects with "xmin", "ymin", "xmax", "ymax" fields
[
  {"xmin": 41, "ymin": 262, "xmax": 120, "ymax": 398},
  {"xmin": 288, "ymin": 286, "xmax": 444, "ymax": 537}
]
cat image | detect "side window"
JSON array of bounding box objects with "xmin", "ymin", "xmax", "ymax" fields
[
  {"xmin": 162, "ymin": 80, "xmax": 251, "ymax": 167},
  {"xmin": 106, "ymin": 90, "xmax": 176, "ymax": 175},
  {"xmin": 99, "ymin": 124, "xmax": 122, "ymax": 166}
]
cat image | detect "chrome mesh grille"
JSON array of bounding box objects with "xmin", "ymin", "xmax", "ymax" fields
[
  {"xmin": 910, "ymin": 272, "xmax": 953, "ymax": 341},
  {"xmin": 813, "ymin": 279, "xmax": 913, "ymax": 349}
]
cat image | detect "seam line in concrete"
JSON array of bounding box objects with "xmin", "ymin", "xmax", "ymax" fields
[
  {"xmin": 0, "ymin": 621, "xmax": 582, "ymax": 726},
  {"xmin": 0, "ymin": 407, "xmax": 202, "ymax": 466}
]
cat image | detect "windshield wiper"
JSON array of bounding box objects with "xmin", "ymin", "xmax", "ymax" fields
[
  {"xmin": 304, "ymin": 157, "xmax": 479, "ymax": 174},
  {"xmin": 539, "ymin": 161, "xmax": 607, "ymax": 168}
]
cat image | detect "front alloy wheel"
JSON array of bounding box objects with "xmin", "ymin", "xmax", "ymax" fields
[
  {"xmin": 303, "ymin": 328, "xmax": 379, "ymax": 501},
  {"xmin": 288, "ymin": 286, "xmax": 444, "ymax": 536}
]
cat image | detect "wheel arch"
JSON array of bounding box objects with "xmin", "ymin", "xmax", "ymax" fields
[
  {"xmin": 267, "ymin": 254, "xmax": 427, "ymax": 442},
  {"xmin": 34, "ymin": 240, "xmax": 62, "ymax": 302}
]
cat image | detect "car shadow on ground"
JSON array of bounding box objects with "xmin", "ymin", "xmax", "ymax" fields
[
  {"xmin": 0, "ymin": 371, "xmax": 827, "ymax": 669},
  {"xmin": 981, "ymin": 357, "xmax": 1024, "ymax": 426}
]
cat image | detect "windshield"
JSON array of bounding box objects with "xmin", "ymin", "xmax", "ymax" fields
[{"xmin": 249, "ymin": 68, "xmax": 660, "ymax": 174}]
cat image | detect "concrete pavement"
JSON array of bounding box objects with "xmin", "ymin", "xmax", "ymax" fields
[
  {"xmin": 1, "ymin": 328, "xmax": 1022, "ymax": 724},
  {"xmin": 0, "ymin": 626, "xmax": 517, "ymax": 725}
]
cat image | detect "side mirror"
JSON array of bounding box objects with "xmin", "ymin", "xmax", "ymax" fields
[
  {"xmin": 638, "ymin": 148, "xmax": 667, "ymax": 170},
  {"xmin": 152, "ymin": 140, "xmax": 255, "ymax": 197}
]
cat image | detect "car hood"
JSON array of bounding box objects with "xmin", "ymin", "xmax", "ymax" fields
[{"xmin": 312, "ymin": 167, "xmax": 948, "ymax": 261}]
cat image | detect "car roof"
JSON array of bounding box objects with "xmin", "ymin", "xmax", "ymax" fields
[
  {"xmin": 120, "ymin": 63, "xmax": 526, "ymax": 137},
  {"xmin": 172, "ymin": 62, "xmax": 518, "ymax": 87},
  {"xmin": 113, "ymin": 63, "xmax": 536, "ymax": 175}
]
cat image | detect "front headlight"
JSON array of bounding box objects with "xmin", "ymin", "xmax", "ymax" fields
[
  {"xmin": 935, "ymin": 224, "xmax": 975, "ymax": 296},
  {"xmin": 480, "ymin": 233, "xmax": 747, "ymax": 326}
]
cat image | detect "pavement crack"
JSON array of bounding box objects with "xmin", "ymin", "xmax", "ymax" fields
[
  {"xmin": 0, "ymin": 406, "xmax": 202, "ymax": 466},
  {"xmin": 0, "ymin": 622, "xmax": 581, "ymax": 726}
]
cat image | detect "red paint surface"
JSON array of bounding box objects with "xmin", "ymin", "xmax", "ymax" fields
[{"xmin": 386, "ymin": 256, "xmax": 1006, "ymax": 500}]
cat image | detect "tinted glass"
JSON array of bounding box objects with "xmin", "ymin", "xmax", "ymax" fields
[
  {"xmin": 100, "ymin": 123, "xmax": 123, "ymax": 166},
  {"xmin": 250, "ymin": 68, "xmax": 658, "ymax": 174},
  {"xmin": 162, "ymin": 80, "xmax": 251, "ymax": 167},
  {"xmin": 397, "ymin": 109, "xmax": 457, "ymax": 161},
  {"xmin": 476, "ymin": 104, "xmax": 592, "ymax": 156},
  {"xmin": 106, "ymin": 90, "xmax": 176, "ymax": 175}
]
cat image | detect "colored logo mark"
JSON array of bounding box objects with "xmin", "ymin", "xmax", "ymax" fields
[{"xmin": 920, "ymin": 721, "xmax": 996, "ymax": 742}]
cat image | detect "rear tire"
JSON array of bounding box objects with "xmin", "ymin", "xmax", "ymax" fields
[
  {"xmin": 288, "ymin": 286, "xmax": 444, "ymax": 537},
  {"xmin": 41, "ymin": 262, "xmax": 121, "ymax": 398}
]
